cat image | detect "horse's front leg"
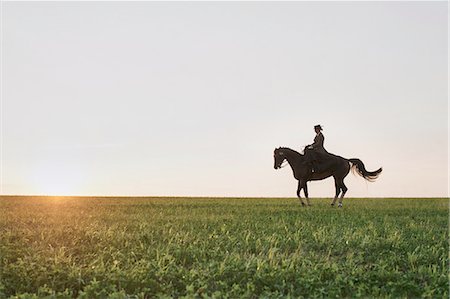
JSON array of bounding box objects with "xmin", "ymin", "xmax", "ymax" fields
[
  {"xmin": 303, "ymin": 181, "xmax": 311, "ymax": 206},
  {"xmin": 296, "ymin": 181, "xmax": 306, "ymax": 206}
]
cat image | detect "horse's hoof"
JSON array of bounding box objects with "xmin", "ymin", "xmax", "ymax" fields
[
  {"xmin": 331, "ymin": 203, "xmax": 335, "ymax": 206},
  {"xmin": 338, "ymin": 204, "xmax": 343, "ymax": 208}
]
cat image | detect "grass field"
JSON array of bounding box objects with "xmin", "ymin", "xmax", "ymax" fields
[{"xmin": 0, "ymin": 196, "xmax": 448, "ymax": 298}]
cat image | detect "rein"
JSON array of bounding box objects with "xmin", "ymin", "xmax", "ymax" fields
[
  {"xmin": 277, "ymin": 148, "xmax": 304, "ymax": 169},
  {"xmin": 279, "ymin": 160, "xmax": 289, "ymax": 168}
]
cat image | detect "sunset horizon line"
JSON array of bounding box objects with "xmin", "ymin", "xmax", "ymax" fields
[{"xmin": 0, "ymin": 194, "xmax": 447, "ymax": 199}]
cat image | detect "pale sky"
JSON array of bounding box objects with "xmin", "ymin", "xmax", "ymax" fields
[{"xmin": 2, "ymin": 1, "xmax": 448, "ymax": 197}]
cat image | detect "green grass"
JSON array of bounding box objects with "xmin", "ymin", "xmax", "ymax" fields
[{"xmin": 0, "ymin": 197, "xmax": 448, "ymax": 298}]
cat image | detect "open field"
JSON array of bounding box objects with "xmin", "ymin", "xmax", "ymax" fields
[{"xmin": 0, "ymin": 196, "xmax": 448, "ymax": 298}]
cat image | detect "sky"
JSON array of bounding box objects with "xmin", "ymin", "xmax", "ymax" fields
[{"xmin": 1, "ymin": 1, "xmax": 448, "ymax": 198}]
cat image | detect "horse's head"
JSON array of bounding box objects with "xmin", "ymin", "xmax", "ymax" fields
[{"xmin": 273, "ymin": 147, "xmax": 286, "ymax": 169}]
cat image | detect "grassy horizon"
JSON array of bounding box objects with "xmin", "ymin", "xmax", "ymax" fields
[
  {"xmin": 1, "ymin": 195, "xmax": 448, "ymax": 199},
  {"xmin": 0, "ymin": 197, "xmax": 448, "ymax": 298}
]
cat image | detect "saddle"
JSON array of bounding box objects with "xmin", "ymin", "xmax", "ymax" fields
[{"xmin": 304, "ymin": 148, "xmax": 334, "ymax": 173}]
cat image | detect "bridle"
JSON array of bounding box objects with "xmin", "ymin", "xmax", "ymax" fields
[{"xmin": 274, "ymin": 150, "xmax": 289, "ymax": 169}]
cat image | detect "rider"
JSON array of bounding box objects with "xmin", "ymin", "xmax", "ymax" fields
[{"xmin": 305, "ymin": 125, "xmax": 327, "ymax": 173}]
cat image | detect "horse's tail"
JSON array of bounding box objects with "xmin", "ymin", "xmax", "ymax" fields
[{"xmin": 348, "ymin": 158, "xmax": 382, "ymax": 182}]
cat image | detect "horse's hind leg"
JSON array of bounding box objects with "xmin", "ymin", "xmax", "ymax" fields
[
  {"xmin": 338, "ymin": 181, "xmax": 348, "ymax": 208},
  {"xmin": 331, "ymin": 179, "xmax": 340, "ymax": 206},
  {"xmin": 296, "ymin": 181, "xmax": 306, "ymax": 206}
]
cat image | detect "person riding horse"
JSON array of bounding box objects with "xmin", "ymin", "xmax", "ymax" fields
[{"xmin": 305, "ymin": 125, "xmax": 328, "ymax": 173}]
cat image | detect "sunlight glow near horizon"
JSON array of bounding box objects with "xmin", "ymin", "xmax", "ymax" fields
[
  {"xmin": 28, "ymin": 159, "xmax": 87, "ymax": 196},
  {"xmin": 1, "ymin": 2, "xmax": 448, "ymax": 198}
]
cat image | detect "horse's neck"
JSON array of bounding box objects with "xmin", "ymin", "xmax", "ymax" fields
[
  {"xmin": 283, "ymin": 148, "xmax": 304, "ymax": 165},
  {"xmin": 282, "ymin": 148, "xmax": 306, "ymax": 179}
]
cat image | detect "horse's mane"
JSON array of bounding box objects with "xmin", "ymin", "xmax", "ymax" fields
[{"xmin": 279, "ymin": 147, "xmax": 304, "ymax": 156}]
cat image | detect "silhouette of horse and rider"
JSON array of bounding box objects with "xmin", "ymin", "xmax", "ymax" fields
[{"xmin": 273, "ymin": 125, "xmax": 382, "ymax": 207}]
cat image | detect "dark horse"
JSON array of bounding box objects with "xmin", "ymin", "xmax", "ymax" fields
[{"xmin": 273, "ymin": 147, "xmax": 382, "ymax": 207}]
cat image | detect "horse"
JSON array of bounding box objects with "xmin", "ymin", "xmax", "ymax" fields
[{"xmin": 273, "ymin": 147, "xmax": 382, "ymax": 207}]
